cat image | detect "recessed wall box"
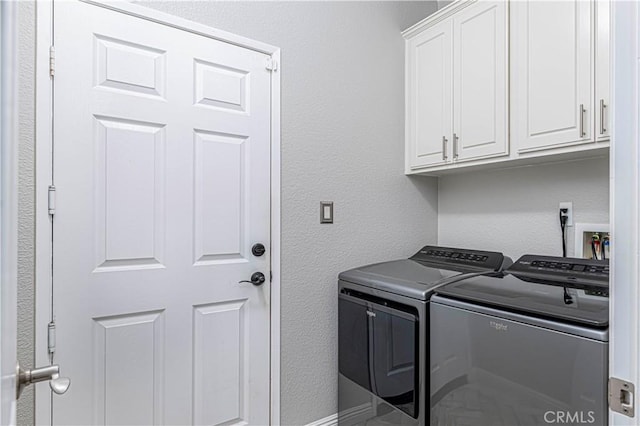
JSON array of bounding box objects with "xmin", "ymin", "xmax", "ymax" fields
[{"xmin": 575, "ymin": 223, "xmax": 610, "ymax": 260}]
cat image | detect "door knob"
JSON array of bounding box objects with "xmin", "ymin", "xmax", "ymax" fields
[
  {"xmin": 50, "ymin": 375, "xmax": 71, "ymax": 395},
  {"xmin": 16, "ymin": 362, "xmax": 71, "ymax": 398},
  {"xmin": 239, "ymin": 272, "xmax": 266, "ymax": 286}
]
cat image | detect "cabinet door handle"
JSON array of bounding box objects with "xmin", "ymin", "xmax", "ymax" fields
[
  {"xmin": 442, "ymin": 136, "xmax": 448, "ymax": 161},
  {"xmin": 453, "ymin": 133, "xmax": 459, "ymax": 159},
  {"xmin": 600, "ymin": 99, "xmax": 607, "ymax": 135},
  {"xmin": 579, "ymin": 104, "xmax": 586, "ymax": 137}
]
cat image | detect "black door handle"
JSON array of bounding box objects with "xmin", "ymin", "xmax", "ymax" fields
[{"xmin": 239, "ymin": 272, "xmax": 266, "ymax": 286}]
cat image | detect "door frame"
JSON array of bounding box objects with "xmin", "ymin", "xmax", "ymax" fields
[
  {"xmin": 1, "ymin": 1, "xmax": 19, "ymax": 424},
  {"xmin": 609, "ymin": 0, "xmax": 640, "ymax": 424},
  {"xmin": 34, "ymin": 1, "xmax": 281, "ymax": 424}
]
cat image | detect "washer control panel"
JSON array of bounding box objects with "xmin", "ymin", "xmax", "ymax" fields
[
  {"xmin": 507, "ymin": 255, "xmax": 609, "ymax": 290},
  {"xmin": 410, "ymin": 245, "xmax": 508, "ymax": 272}
]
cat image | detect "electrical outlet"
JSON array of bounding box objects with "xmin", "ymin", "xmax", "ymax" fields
[{"xmin": 559, "ymin": 202, "xmax": 573, "ymax": 227}]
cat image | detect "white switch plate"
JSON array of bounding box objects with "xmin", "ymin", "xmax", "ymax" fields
[
  {"xmin": 320, "ymin": 201, "xmax": 333, "ymax": 224},
  {"xmin": 559, "ymin": 201, "xmax": 573, "ymax": 227}
]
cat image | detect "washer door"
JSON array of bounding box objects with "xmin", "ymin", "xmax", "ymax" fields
[{"xmin": 339, "ymin": 289, "xmax": 419, "ymax": 418}]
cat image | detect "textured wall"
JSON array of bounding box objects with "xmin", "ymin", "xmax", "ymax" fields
[
  {"xmin": 17, "ymin": 2, "xmax": 36, "ymax": 425},
  {"xmin": 18, "ymin": 2, "xmax": 439, "ymax": 425},
  {"xmin": 438, "ymin": 156, "xmax": 610, "ymax": 260}
]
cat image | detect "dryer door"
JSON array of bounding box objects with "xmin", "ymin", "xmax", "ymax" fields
[
  {"xmin": 339, "ymin": 289, "xmax": 419, "ymax": 419},
  {"xmin": 338, "ymin": 293, "xmax": 372, "ymax": 392}
]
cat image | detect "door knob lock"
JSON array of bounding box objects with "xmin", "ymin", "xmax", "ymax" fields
[
  {"xmin": 239, "ymin": 272, "xmax": 266, "ymax": 286},
  {"xmin": 16, "ymin": 362, "xmax": 71, "ymax": 398},
  {"xmin": 252, "ymin": 243, "xmax": 266, "ymax": 257}
]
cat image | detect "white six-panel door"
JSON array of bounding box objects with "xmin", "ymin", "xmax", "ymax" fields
[
  {"xmin": 51, "ymin": 2, "xmax": 272, "ymax": 424},
  {"xmin": 512, "ymin": 0, "xmax": 593, "ymax": 152}
]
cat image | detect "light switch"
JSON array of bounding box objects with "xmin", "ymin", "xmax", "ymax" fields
[{"xmin": 320, "ymin": 201, "xmax": 333, "ymax": 224}]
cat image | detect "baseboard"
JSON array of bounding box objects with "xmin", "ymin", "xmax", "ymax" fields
[
  {"xmin": 305, "ymin": 403, "xmax": 373, "ymax": 426},
  {"xmin": 305, "ymin": 412, "xmax": 338, "ymax": 426}
]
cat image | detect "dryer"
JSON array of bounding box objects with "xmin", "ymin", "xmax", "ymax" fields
[
  {"xmin": 430, "ymin": 255, "xmax": 609, "ymax": 426},
  {"xmin": 338, "ymin": 245, "xmax": 512, "ymax": 426}
]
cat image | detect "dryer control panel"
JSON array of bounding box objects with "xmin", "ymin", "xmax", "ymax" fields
[
  {"xmin": 506, "ymin": 254, "xmax": 609, "ymax": 290},
  {"xmin": 410, "ymin": 245, "xmax": 509, "ymax": 273}
]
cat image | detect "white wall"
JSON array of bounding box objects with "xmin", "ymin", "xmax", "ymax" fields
[
  {"xmin": 17, "ymin": 2, "xmax": 439, "ymax": 425},
  {"xmin": 438, "ymin": 156, "xmax": 610, "ymax": 260}
]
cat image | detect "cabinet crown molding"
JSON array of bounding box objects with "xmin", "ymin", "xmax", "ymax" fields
[{"xmin": 402, "ymin": 0, "xmax": 476, "ymax": 39}]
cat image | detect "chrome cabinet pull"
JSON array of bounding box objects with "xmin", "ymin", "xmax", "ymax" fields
[
  {"xmin": 442, "ymin": 136, "xmax": 448, "ymax": 161},
  {"xmin": 580, "ymin": 104, "xmax": 586, "ymax": 137},
  {"xmin": 600, "ymin": 99, "xmax": 607, "ymax": 135},
  {"xmin": 453, "ymin": 133, "xmax": 459, "ymax": 159}
]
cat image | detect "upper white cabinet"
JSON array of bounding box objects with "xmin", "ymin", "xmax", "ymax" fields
[
  {"xmin": 404, "ymin": 0, "xmax": 610, "ymax": 175},
  {"xmin": 405, "ymin": 1, "xmax": 508, "ymax": 173},
  {"xmin": 595, "ymin": 0, "xmax": 610, "ymax": 141},
  {"xmin": 407, "ymin": 20, "xmax": 452, "ymax": 170},
  {"xmin": 453, "ymin": 1, "xmax": 508, "ymax": 162},
  {"xmin": 511, "ymin": 0, "xmax": 593, "ymax": 152}
]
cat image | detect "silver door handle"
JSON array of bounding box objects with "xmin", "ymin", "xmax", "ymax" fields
[
  {"xmin": 580, "ymin": 104, "xmax": 586, "ymax": 137},
  {"xmin": 442, "ymin": 136, "xmax": 448, "ymax": 161},
  {"xmin": 453, "ymin": 133, "xmax": 459, "ymax": 159},
  {"xmin": 600, "ymin": 99, "xmax": 607, "ymax": 134},
  {"xmin": 16, "ymin": 362, "xmax": 71, "ymax": 398}
]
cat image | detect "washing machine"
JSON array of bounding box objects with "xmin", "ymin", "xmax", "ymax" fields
[
  {"xmin": 430, "ymin": 255, "xmax": 609, "ymax": 426},
  {"xmin": 338, "ymin": 245, "xmax": 512, "ymax": 426}
]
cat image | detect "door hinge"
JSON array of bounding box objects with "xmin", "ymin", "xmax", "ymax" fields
[
  {"xmin": 265, "ymin": 57, "xmax": 278, "ymax": 72},
  {"xmin": 48, "ymin": 185, "xmax": 56, "ymax": 216},
  {"xmin": 47, "ymin": 322, "xmax": 56, "ymax": 356},
  {"xmin": 609, "ymin": 377, "xmax": 635, "ymax": 417},
  {"xmin": 270, "ymin": 271, "xmax": 273, "ymax": 282},
  {"xmin": 49, "ymin": 46, "xmax": 55, "ymax": 77}
]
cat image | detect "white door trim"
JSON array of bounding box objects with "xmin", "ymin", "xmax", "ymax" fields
[
  {"xmin": 1, "ymin": 2, "xmax": 19, "ymax": 423},
  {"xmin": 84, "ymin": 0, "xmax": 278, "ymax": 55},
  {"xmin": 34, "ymin": 2, "xmax": 281, "ymax": 424},
  {"xmin": 609, "ymin": 0, "xmax": 639, "ymax": 424},
  {"xmin": 269, "ymin": 46, "xmax": 282, "ymax": 426}
]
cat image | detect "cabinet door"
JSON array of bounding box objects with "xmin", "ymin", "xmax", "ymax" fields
[
  {"xmin": 407, "ymin": 20, "xmax": 453, "ymax": 170},
  {"xmin": 453, "ymin": 1, "xmax": 508, "ymax": 162},
  {"xmin": 512, "ymin": 0, "xmax": 593, "ymax": 152},
  {"xmin": 595, "ymin": 0, "xmax": 610, "ymax": 141}
]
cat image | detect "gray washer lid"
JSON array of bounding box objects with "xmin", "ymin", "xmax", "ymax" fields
[
  {"xmin": 431, "ymin": 294, "xmax": 609, "ymax": 342},
  {"xmin": 435, "ymin": 273, "xmax": 609, "ymax": 327},
  {"xmin": 339, "ymin": 259, "xmax": 467, "ymax": 300}
]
